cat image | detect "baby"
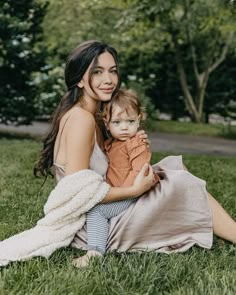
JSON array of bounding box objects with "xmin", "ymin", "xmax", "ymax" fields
[{"xmin": 103, "ymin": 88, "xmax": 158, "ymax": 187}]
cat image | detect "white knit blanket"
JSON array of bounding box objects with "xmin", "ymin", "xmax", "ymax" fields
[{"xmin": 0, "ymin": 169, "xmax": 110, "ymax": 266}]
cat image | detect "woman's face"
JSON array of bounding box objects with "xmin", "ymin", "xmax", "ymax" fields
[{"xmin": 78, "ymin": 52, "xmax": 118, "ymax": 105}]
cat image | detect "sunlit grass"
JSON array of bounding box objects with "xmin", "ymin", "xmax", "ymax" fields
[
  {"xmin": 149, "ymin": 120, "xmax": 236, "ymax": 139},
  {"xmin": 0, "ymin": 139, "xmax": 236, "ymax": 294}
]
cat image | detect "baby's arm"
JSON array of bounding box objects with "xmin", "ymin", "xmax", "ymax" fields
[
  {"xmin": 121, "ymin": 136, "xmax": 160, "ymax": 187},
  {"xmin": 121, "ymin": 137, "xmax": 152, "ymax": 187}
]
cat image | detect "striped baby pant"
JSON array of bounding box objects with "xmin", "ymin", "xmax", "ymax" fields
[{"xmin": 86, "ymin": 199, "xmax": 134, "ymax": 254}]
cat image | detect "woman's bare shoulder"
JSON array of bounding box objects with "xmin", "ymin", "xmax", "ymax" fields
[
  {"xmin": 66, "ymin": 109, "xmax": 95, "ymax": 147},
  {"xmin": 69, "ymin": 107, "xmax": 95, "ymax": 125},
  {"xmin": 60, "ymin": 107, "xmax": 95, "ymax": 136}
]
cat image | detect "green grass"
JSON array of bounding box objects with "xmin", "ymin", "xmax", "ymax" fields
[
  {"xmin": 0, "ymin": 139, "xmax": 236, "ymax": 295},
  {"xmin": 148, "ymin": 120, "xmax": 236, "ymax": 139}
]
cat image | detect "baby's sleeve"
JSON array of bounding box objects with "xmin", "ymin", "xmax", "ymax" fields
[{"xmin": 121, "ymin": 136, "xmax": 151, "ymax": 187}]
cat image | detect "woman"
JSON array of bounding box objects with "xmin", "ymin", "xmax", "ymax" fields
[
  {"xmin": 0, "ymin": 40, "xmax": 235, "ymax": 267},
  {"xmin": 0, "ymin": 40, "xmax": 153, "ymax": 267},
  {"xmin": 35, "ymin": 40, "xmax": 235, "ymax": 265}
]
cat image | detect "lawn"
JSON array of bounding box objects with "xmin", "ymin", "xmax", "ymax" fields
[
  {"xmin": 148, "ymin": 120, "xmax": 236, "ymax": 139},
  {"xmin": 0, "ymin": 138, "xmax": 236, "ymax": 295}
]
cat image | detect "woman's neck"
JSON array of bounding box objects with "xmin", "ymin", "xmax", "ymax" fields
[{"xmin": 77, "ymin": 96, "xmax": 98, "ymax": 114}]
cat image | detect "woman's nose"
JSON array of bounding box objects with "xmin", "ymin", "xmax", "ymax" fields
[{"xmin": 103, "ymin": 71, "xmax": 112, "ymax": 84}]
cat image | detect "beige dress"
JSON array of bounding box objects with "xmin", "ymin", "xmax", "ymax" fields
[{"xmin": 54, "ymin": 138, "xmax": 213, "ymax": 254}]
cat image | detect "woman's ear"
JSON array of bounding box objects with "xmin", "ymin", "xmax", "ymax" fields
[{"xmin": 77, "ymin": 81, "xmax": 83, "ymax": 88}]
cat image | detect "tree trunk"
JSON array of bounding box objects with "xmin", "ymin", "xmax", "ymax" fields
[
  {"xmin": 174, "ymin": 43, "xmax": 201, "ymax": 122},
  {"xmin": 195, "ymin": 71, "xmax": 209, "ymax": 121},
  {"xmin": 204, "ymin": 108, "xmax": 210, "ymax": 124},
  {"xmin": 171, "ymin": 15, "xmax": 233, "ymax": 123}
]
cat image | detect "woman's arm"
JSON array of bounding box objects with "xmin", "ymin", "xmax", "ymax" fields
[
  {"xmin": 64, "ymin": 109, "xmax": 95, "ymax": 175},
  {"xmin": 101, "ymin": 163, "xmax": 154, "ymax": 203}
]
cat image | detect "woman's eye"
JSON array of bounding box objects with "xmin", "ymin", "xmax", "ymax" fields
[
  {"xmin": 128, "ymin": 120, "xmax": 135, "ymax": 124},
  {"xmin": 93, "ymin": 70, "xmax": 102, "ymax": 75},
  {"xmin": 111, "ymin": 69, "xmax": 118, "ymax": 74},
  {"xmin": 112, "ymin": 121, "xmax": 120, "ymax": 125}
]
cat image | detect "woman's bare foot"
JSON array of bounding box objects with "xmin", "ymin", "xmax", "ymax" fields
[{"xmin": 72, "ymin": 250, "xmax": 103, "ymax": 268}]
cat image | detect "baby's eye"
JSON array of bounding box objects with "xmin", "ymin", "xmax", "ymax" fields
[
  {"xmin": 112, "ymin": 121, "xmax": 120, "ymax": 125},
  {"xmin": 128, "ymin": 120, "xmax": 135, "ymax": 124}
]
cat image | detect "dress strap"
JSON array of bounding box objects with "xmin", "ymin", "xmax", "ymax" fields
[{"xmin": 54, "ymin": 112, "xmax": 73, "ymax": 163}]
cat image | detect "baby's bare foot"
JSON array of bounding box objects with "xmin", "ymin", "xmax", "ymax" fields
[{"xmin": 72, "ymin": 250, "xmax": 103, "ymax": 268}]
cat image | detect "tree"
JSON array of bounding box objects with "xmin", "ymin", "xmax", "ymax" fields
[
  {"xmin": 40, "ymin": 0, "xmax": 236, "ymax": 122},
  {"xmin": 42, "ymin": 0, "xmax": 125, "ymax": 62},
  {"xmin": 206, "ymin": 52, "xmax": 236, "ymax": 121},
  {"xmin": 0, "ymin": 0, "xmax": 48, "ymax": 124},
  {"xmin": 117, "ymin": 0, "xmax": 236, "ymax": 122}
]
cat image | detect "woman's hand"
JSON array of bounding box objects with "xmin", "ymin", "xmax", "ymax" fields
[
  {"xmin": 137, "ymin": 130, "xmax": 151, "ymax": 148},
  {"xmin": 132, "ymin": 163, "xmax": 154, "ymax": 196},
  {"xmin": 101, "ymin": 163, "xmax": 156, "ymax": 203}
]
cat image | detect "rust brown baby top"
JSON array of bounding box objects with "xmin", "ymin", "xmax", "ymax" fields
[{"xmin": 104, "ymin": 135, "xmax": 151, "ymax": 187}]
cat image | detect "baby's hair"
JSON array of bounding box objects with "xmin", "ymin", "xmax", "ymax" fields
[{"xmin": 102, "ymin": 88, "xmax": 145, "ymax": 122}]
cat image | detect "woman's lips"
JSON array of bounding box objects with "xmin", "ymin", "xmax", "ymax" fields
[{"xmin": 99, "ymin": 88, "xmax": 114, "ymax": 93}]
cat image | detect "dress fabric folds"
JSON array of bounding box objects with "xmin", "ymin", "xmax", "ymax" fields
[{"xmin": 55, "ymin": 139, "xmax": 213, "ymax": 254}]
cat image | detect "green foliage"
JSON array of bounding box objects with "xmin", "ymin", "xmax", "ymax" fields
[
  {"xmin": 120, "ymin": 0, "xmax": 236, "ymax": 122},
  {"xmin": 42, "ymin": 0, "xmax": 124, "ymax": 60},
  {"xmin": 0, "ymin": 139, "xmax": 236, "ymax": 294},
  {"xmin": 31, "ymin": 0, "xmax": 236, "ymax": 122},
  {"xmin": 0, "ymin": 0, "xmax": 48, "ymax": 124},
  {"xmin": 1, "ymin": 0, "xmax": 236, "ymax": 124},
  {"xmin": 124, "ymin": 80, "xmax": 158, "ymax": 129},
  {"xmin": 207, "ymin": 53, "xmax": 236, "ymax": 119},
  {"xmin": 31, "ymin": 64, "xmax": 65, "ymax": 117}
]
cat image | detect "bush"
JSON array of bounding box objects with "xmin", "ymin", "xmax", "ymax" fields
[
  {"xmin": 31, "ymin": 65, "xmax": 65, "ymax": 118},
  {"xmin": 0, "ymin": 1, "xmax": 48, "ymax": 124}
]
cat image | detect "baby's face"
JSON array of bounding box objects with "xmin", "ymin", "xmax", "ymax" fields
[{"xmin": 106, "ymin": 105, "xmax": 140, "ymax": 141}]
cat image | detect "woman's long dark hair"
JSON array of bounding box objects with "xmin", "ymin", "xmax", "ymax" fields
[{"xmin": 34, "ymin": 40, "xmax": 120, "ymax": 177}]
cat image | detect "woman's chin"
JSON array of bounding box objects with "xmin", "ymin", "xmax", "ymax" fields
[{"xmin": 97, "ymin": 90, "xmax": 116, "ymax": 101}]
